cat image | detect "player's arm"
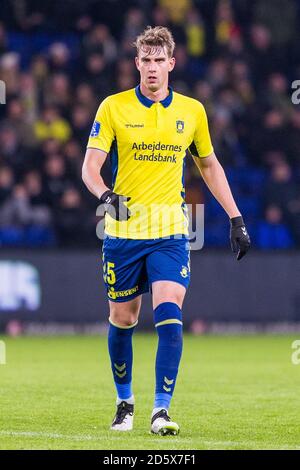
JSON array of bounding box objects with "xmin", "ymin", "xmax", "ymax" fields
[
  {"xmin": 193, "ymin": 151, "xmax": 240, "ymax": 219},
  {"xmin": 190, "ymin": 103, "xmax": 250, "ymax": 260},
  {"xmin": 193, "ymin": 152, "xmax": 250, "ymax": 260},
  {"xmin": 82, "ymin": 147, "xmax": 131, "ymax": 222},
  {"xmin": 82, "ymin": 99, "xmax": 131, "ymax": 221},
  {"xmin": 82, "ymin": 147, "xmax": 109, "ymax": 199}
]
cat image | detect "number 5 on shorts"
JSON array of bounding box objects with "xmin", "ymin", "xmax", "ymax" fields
[{"xmin": 104, "ymin": 261, "xmax": 116, "ymax": 285}]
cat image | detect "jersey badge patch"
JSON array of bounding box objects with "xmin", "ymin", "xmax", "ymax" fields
[{"xmin": 90, "ymin": 121, "xmax": 101, "ymax": 137}]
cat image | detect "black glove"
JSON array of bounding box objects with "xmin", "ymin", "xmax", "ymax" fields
[
  {"xmin": 230, "ymin": 216, "xmax": 251, "ymax": 260},
  {"xmin": 99, "ymin": 190, "xmax": 131, "ymax": 221}
]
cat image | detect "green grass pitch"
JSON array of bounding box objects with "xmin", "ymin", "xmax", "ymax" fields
[{"xmin": 0, "ymin": 334, "xmax": 300, "ymax": 450}]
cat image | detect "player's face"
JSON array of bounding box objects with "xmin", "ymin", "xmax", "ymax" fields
[{"xmin": 135, "ymin": 46, "xmax": 175, "ymax": 93}]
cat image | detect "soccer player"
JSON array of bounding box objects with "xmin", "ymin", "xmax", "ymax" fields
[{"xmin": 82, "ymin": 26, "xmax": 250, "ymax": 435}]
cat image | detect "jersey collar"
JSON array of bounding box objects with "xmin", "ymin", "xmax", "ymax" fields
[{"xmin": 135, "ymin": 85, "xmax": 173, "ymax": 108}]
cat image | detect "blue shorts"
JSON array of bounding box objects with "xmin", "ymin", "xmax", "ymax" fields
[{"xmin": 102, "ymin": 236, "xmax": 191, "ymax": 302}]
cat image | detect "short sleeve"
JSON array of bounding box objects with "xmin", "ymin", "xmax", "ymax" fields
[
  {"xmin": 189, "ymin": 102, "xmax": 214, "ymax": 158},
  {"xmin": 87, "ymin": 98, "xmax": 115, "ymax": 153}
]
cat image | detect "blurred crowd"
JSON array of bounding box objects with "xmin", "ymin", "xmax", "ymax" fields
[{"xmin": 0, "ymin": 0, "xmax": 300, "ymax": 248}]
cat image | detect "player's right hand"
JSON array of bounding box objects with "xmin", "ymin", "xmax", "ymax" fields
[{"xmin": 99, "ymin": 190, "xmax": 131, "ymax": 221}]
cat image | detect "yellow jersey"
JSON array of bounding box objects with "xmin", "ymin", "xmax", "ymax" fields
[{"xmin": 87, "ymin": 86, "xmax": 213, "ymax": 239}]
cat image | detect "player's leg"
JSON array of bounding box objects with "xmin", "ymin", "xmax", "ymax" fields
[
  {"xmin": 146, "ymin": 238, "xmax": 190, "ymax": 435},
  {"xmin": 109, "ymin": 296, "xmax": 141, "ymax": 403},
  {"xmin": 108, "ymin": 296, "xmax": 142, "ymax": 431},
  {"xmin": 150, "ymin": 281, "xmax": 185, "ymax": 435},
  {"xmin": 102, "ymin": 236, "xmax": 149, "ymax": 431}
]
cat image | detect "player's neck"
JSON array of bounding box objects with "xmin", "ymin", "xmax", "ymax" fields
[{"xmin": 139, "ymin": 83, "xmax": 169, "ymax": 103}]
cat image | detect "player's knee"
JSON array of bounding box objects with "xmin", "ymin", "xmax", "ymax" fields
[
  {"xmin": 109, "ymin": 306, "xmax": 138, "ymax": 327},
  {"xmin": 153, "ymin": 283, "xmax": 186, "ymax": 310}
]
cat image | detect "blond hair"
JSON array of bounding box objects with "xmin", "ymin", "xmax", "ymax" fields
[{"xmin": 134, "ymin": 26, "xmax": 175, "ymax": 58}]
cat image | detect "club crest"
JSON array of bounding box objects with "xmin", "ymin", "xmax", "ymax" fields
[{"xmin": 176, "ymin": 120, "xmax": 184, "ymax": 133}]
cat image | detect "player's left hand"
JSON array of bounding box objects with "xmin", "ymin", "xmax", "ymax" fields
[{"xmin": 230, "ymin": 216, "xmax": 251, "ymax": 260}]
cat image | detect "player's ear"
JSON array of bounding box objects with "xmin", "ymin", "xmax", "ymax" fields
[
  {"xmin": 168, "ymin": 57, "xmax": 175, "ymax": 72},
  {"xmin": 135, "ymin": 56, "xmax": 140, "ymax": 71}
]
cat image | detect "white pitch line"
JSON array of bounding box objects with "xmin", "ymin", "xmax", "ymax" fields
[
  {"xmin": 0, "ymin": 430, "xmax": 192, "ymax": 444},
  {"xmin": 0, "ymin": 431, "xmax": 99, "ymax": 441},
  {"xmin": 1, "ymin": 432, "xmax": 299, "ymax": 450},
  {"xmin": 200, "ymin": 440, "xmax": 300, "ymax": 450}
]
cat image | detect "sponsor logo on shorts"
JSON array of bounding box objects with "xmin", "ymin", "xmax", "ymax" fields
[{"xmin": 108, "ymin": 285, "xmax": 139, "ymax": 300}]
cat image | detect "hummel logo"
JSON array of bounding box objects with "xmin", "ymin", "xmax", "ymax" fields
[
  {"xmin": 241, "ymin": 227, "xmax": 247, "ymax": 236},
  {"xmin": 114, "ymin": 363, "xmax": 126, "ymax": 378},
  {"xmin": 125, "ymin": 123, "xmax": 144, "ymax": 128},
  {"xmin": 114, "ymin": 363, "xmax": 126, "ymax": 372},
  {"xmin": 115, "ymin": 370, "xmax": 126, "ymax": 378},
  {"xmin": 163, "ymin": 377, "xmax": 174, "ymax": 391},
  {"xmin": 164, "ymin": 377, "xmax": 174, "ymax": 386}
]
